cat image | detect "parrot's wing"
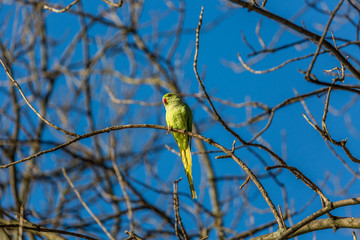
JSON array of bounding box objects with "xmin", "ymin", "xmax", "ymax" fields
[
  {"xmin": 186, "ymin": 104, "xmax": 193, "ymax": 150},
  {"xmin": 186, "ymin": 105, "xmax": 193, "ymax": 132},
  {"xmin": 166, "ymin": 104, "xmax": 192, "ymax": 150},
  {"xmin": 167, "ymin": 114, "xmax": 179, "ymax": 146},
  {"xmin": 171, "ymin": 132, "xmax": 179, "ymax": 145}
]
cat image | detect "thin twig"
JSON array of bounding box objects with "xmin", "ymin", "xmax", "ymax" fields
[
  {"xmin": 165, "ymin": 144, "xmax": 181, "ymax": 156},
  {"xmin": 329, "ymin": 32, "xmax": 346, "ymax": 82},
  {"xmin": 294, "ymin": 88, "xmax": 319, "ymax": 128},
  {"xmin": 0, "ymin": 59, "xmax": 79, "ymax": 137},
  {"xmin": 110, "ymin": 135, "xmax": 134, "ymax": 232},
  {"xmin": 298, "ymin": 84, "xmax": 360, "ymax": 164},
  {"xmin": 43, "ymin": 0, "xmax": 80, "ymax": 13},
  {"xmin": 18, "ymin": 203, "xmax": 24, "ymax": 240},
  {"xmin": 1, "ymin": 224, "xmax": 99, "ymax": 240},
  {"xmin": 325, "ymin": 141, "xmax": 360, "ymax": 179},
  {"xmin": 266, "ymin": 165, "xmax": 330, "ymax": 204},
  {"xmin": 238, "ymin": 52, "xmax": 319, "ymax": 74},
  {"xmin": 239, "ymin": 176, "xmax": 250, "ymax": 190},
  {"xmin": 193, "ymin": 7, "xmax": 246, "ymax": 145},
  {"xmin": 321, "ymin": 79, "xmax": 340, "ymax": 144},
  {"xmin": 105, "ymin": 85, "xmax": 161, "ymax": 106},
  {"xmin": 62, "ymin": 168, "xmax": 115, "ymax": 240},
  {"xmin": 173, "ymin": 178, "xmax": 188, "ymax": 240},
  {"xmin": 305, "ymin": 0, "xmax": 344, "ymax": 80},
  {"xmin": 101, "ymin": 0, "xmax": 123, "ymax": 7},
  {"xmin": 215, "ymin": 140, "xmax": 237, "ymax": 159},
  {"xmin": 278, "ymin": 205, "xmax": 286, "ymax": 231},
  {"xmin": 193, "ymin": 7, "xmax": 226, "ymax": 239},
  {"xmin": 256, "ymin": 19, "xmax": 266, "ymax": 49},
  {"xmin": 124, "ymin": 231, "xmax": 144, "ymax": 240}
]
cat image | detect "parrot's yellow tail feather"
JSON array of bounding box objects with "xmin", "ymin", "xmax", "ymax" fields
[
  {"xmin": 186, "ymin": 172, "xmax": 197, "ymax": 199},
  {"xmin": 180, "ymin": 147, "xmax": 197, "ymax": 199}
]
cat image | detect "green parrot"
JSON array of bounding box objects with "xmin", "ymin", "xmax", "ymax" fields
[{"xmin": 162, "ymin": 93, "xmax": 197, "ymax": 199}]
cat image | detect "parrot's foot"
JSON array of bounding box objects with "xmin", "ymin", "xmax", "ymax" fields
[{"xmin": 180, "ymin": 129, "xmax": 187, "ymax": 136}]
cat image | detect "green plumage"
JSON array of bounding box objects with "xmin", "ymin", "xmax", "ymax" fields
[{"xmin": 162, "ymin": 93, "xmax": 197, "ymax": 199}]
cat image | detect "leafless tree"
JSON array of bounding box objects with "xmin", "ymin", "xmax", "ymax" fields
[{"xmin": 0, "ymin": 0, "xmax": 360, "ymax": 239}]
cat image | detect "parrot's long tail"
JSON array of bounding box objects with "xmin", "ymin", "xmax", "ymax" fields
[{"xmin": 180, "ymin": 147, "xmax": 197, "ymax": 199}]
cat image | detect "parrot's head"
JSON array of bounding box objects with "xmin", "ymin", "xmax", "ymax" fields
[{"xmin": 162, "ymin": 93, "xmax": 182, "ymax": 107}]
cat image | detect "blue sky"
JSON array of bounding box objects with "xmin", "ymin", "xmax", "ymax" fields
[{"xmin": 1, "ymin": 0, "xmax": 360, "ymax": 239}]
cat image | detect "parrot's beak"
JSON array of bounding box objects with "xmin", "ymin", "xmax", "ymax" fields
[{"xmin": 162, "ymin": 98, "xmax": 167, "ymax": 105}]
